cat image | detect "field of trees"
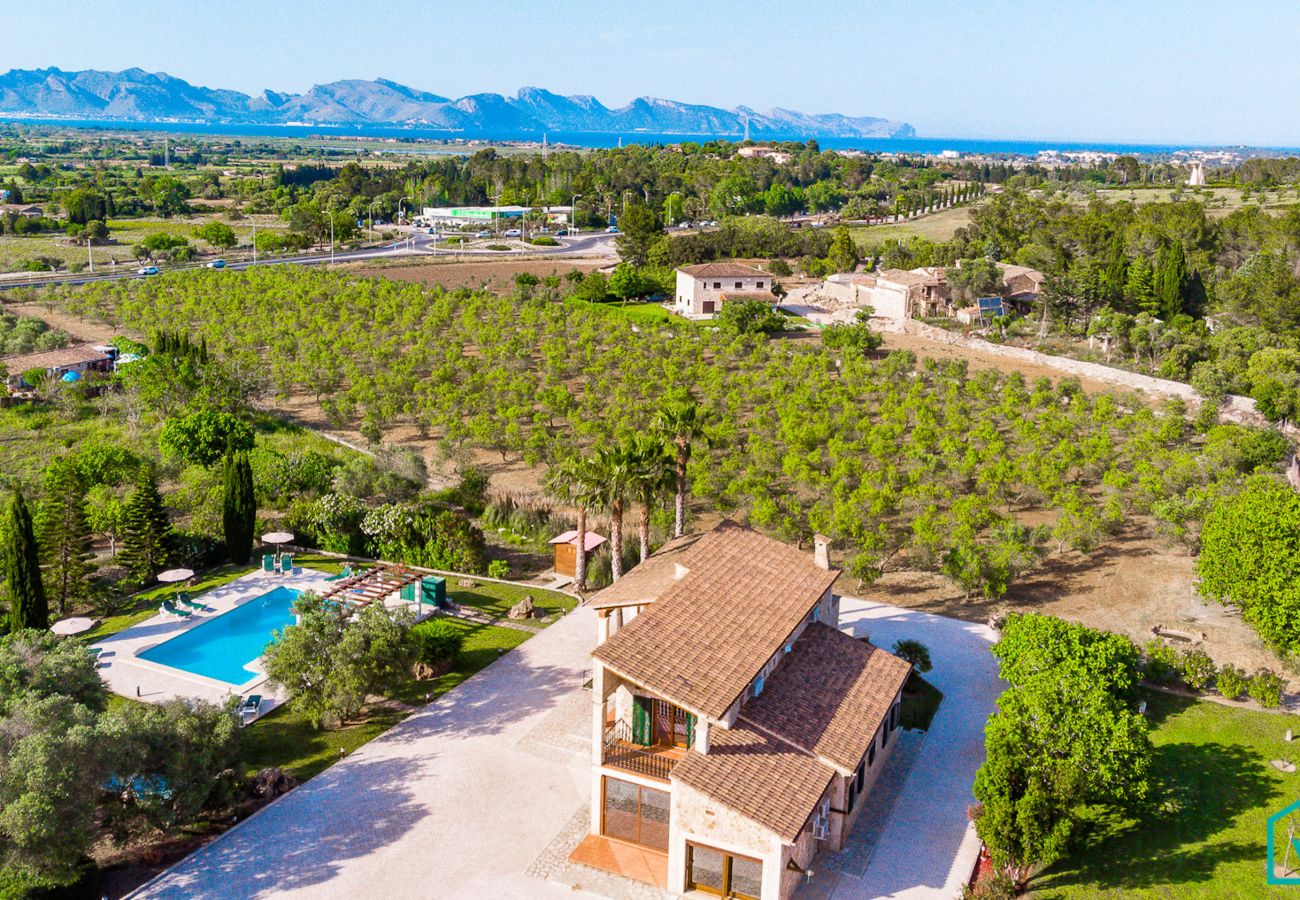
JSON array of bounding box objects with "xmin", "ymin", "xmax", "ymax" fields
[{"xmin": 43, "ymin": 266, "xmax": 1288, "ymax": 605}]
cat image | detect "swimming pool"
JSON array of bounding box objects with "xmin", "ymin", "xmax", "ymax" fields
[{"xmin": 138, "ymin": 586, "xmax": 301, "ymax": 685}]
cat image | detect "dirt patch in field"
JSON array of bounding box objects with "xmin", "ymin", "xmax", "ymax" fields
[
  {"xmin": 879, "ymin": 330, "xmax": 1125, "ymax": 396},
  {"xmin": 3, "ymin": 300, "xmax": 121, "ymax": 344},
  {"xmin": 843, "ymin": 523, "xmax": 1290, "ymax": 681},
  {"xmin": 345, "ymin": 257, "xmax": 607, "ymax": 292}
]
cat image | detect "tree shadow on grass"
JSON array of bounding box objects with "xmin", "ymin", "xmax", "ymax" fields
[{"xmin": 1033, "ymin": 735, "xmax": 1279, "ymax": 895}]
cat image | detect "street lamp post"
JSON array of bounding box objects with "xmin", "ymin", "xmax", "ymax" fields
[
  {"xmin": 326, "ymin": 206, "xmax": 335, "ymax": 263},
  {"xmin": 86, "ymin": 237, "xmax": 93, "ymax": 273},
  {"xmin": 399, "ymin": 195, "xmax": 412, "ymax": 224},
  {"xmin": 369, "ymin": 199, "xmax": 381, "ymax": 243}
]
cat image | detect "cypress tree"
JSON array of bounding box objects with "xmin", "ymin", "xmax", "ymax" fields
[
  {"xmin": 37, "ymin": 458, "xmax": 93, "ymax": 616},
  {"xmin": 4, "ymin": 490, "xmax": 48, "ymax": 631},
  {"xmin": 222, "ymin": 446, "xmax": 256, "ymax": 564},
  {"xmin": 120, "ymin": 466, "xmax": 173, "ymax": 583},
  {"xmin": 1154, "ymin": 242, "xmax": 1189, "ymax": 320}
]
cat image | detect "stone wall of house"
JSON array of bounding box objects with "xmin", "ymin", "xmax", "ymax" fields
[{"xmin": 884, "ymin": 319, "xmax": 1296, "ymax": 436}]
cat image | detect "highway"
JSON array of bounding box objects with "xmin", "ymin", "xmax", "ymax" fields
[{"xmin": 0, "ymin": 227, "xmax": 618, "ymax": 291}]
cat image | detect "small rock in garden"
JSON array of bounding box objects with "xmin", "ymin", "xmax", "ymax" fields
[
  {"xmin": 508, "ymin": 596, "xmax": 537, "ymax": 619},
  {"xmin": 458, "ymin": 579, "xmax": 477, "ymax": 588}
]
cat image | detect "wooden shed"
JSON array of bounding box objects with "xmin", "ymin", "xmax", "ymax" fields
[{"xmin": 549, "ymin": 530, "xmax": 607, "ymax": 577}]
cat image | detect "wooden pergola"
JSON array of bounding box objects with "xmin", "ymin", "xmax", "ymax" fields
[{"xmin": 319, "ymin": 564, "xmax": 425, "ymax": 607}]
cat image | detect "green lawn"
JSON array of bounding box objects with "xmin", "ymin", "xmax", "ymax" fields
[
  {"xmin": 565, "ymin": 297, "xmax": 680, "ymax": 324},
  {"xmin": 244, "ymin": 618, "xmax": 533, "ymax": 780},
  {"xmin": 1033, "ymin": 689, "xmax": 1297, "ymax": 898},
  {"xmin": 847, "ymin": 203, "xmax": 977, "ymax": 246},
  {"xmin": 448, "ymin": 580, "xmax": 578, "ymax": 625}
]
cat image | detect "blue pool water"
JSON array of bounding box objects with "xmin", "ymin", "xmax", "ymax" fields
[{"xmin": 138, "ymin": 586, "xmax": 301, "ymax": 685}]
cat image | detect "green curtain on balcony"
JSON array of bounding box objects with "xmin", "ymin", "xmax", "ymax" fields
[{"xmin": 632, "ymin": 695, "xmax": 653, "ymax": 746}]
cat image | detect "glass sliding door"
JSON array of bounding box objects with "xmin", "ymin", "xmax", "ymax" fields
[
  {"xmin": 601, "ymin": 777, "xmax": 670, "ymax": 850},
  {"xmin": 687, "ymin": 843, "xmax": 762, "ymax": 899}
]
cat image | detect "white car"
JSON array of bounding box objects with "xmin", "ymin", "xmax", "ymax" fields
[
  {"xmin": 137, "ymin": 265, "xmax": 159, "ymax": 276},
  {"xmin": 504, "ymin": 228, "xmax": 522, "ymax": 237}
]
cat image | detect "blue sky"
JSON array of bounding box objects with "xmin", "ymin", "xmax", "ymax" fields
[{"xmin": 10, "ymin": 0, "xmax": 1300, "ymax": 145}]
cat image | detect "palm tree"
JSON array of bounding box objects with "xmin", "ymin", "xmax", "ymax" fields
[
  {"xmin": 545, "ymin": 453, "xmax": 601, "ymax": 591},
  {"xmin": 653, "ymin": 394, "xmax": 711, "ymax": 538},
  {"xmin": 591, "ymin": 443, "xmax": 636, "ymax": 582},
  {"xmin": 627, "ymin": 435, "xmax": 674, "ymax": 563}
]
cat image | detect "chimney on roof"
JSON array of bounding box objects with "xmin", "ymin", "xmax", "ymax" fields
[
  {"xmin": 674, "ymin": 563, "xmax": 690, "ymax": 581},
  {"xmin": 813, "ymin": 534, "xmax": 831, "ymax": 571}
]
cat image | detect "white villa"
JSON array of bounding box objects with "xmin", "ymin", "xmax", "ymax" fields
[
  {"xmin": 573, "ymin": 522, "xmax": 911, "ymax": 900},
  {"xmin": 674, "ymin": 263, "xmax": 777, "ymax": 319}
]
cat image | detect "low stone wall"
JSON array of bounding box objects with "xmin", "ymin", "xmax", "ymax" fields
[{"xmin": 893, "ymin": 319, "xmax": 1294, "ymax": 435}]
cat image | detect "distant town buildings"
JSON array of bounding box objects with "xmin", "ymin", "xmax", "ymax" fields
[
  {"xmin": 418, "ymin": 205, "xmax": 573, "ymax": 224},
  {"xmin": 737, "ymin": 146, "xmax": 793, "ymax": 165}
]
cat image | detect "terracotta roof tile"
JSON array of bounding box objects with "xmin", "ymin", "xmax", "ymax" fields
[
  {"xmin": 593, "ymin": 522, "xmax": 838, "ymax": 718},
  {"xmin": 587, "ymin": 531, "xmax": 705, "ymax": 610},
  {"xmin": 677, "ymin": 262, "xmax": 770, "ymax": 278},
  {"xmin": 1, "ymin": 344, "xmax": 111, "ymax": 371},
  {"xmin": 741, "ymin": 624, "xmax": 911, "ymax": 772},
  {"xmin": 672, "ymin": 724, "xmax": 834, "ymax": 843}
]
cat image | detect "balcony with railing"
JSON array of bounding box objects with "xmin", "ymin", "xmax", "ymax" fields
[{"xmin": 601, "ymin": 720, "xmax": 684, "ymax": 781}]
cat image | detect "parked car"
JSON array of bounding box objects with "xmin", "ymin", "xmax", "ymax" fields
[
  {"xmin": 605, "ymin": 225, "xmax": 620, "ymax": 234},
  {"xmin": 504, "ymin": 228, "xmax": 522, "ymax": 237},
  {"xmin": 554, "ymin": 228, "xmax": 569, "ymax": 236},
  {"xmin": 206, "ymin": 259, "xmax": 226, "ymax": 269},
  {"xmin": 475, "ymin": 230, "xmax": 491, "ymax": 238},
  {"xmin": 137, "ymin": 265, "xmax": 159, "ymax": 276}
]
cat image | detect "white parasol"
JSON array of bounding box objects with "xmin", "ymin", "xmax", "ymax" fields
[{"xmin": 51, "ymin": 617, "xmax": 96, "ymax": 636}]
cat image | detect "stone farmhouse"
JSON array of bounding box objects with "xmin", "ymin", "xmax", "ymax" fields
[
  {"xmin": 573, "ymin": 522, "xmax": 911, "ymax": 900},
  {"xmin": 822, "ymin": 261, "xmax": 1045, "ymax": 323},
  {"xmin": 674, "ymin": 263, "xmax": 778, "ymax": 319}
]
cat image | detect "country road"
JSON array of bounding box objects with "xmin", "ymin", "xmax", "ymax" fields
[{"xmin": 0, "ymin": 228, "xmax": 618, "ymax": 291}]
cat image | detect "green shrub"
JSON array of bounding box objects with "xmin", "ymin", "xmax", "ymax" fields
[
  {"xmin": 528, "ymin": 236, "xmax": 559, "ymax": 246},
  {"xmin": 1215, "ymin": 663, "xmax": 1248, "ymax": 700},
  {"xmin": 487, "ymin": 559, "xmax": 510, "ymax": 579},
  {"xmin": 767, "ymin": 258, "xmax": 792, "ymax": 277},
  {"xmin": 1142, "ymin": 640, "xmax": 1180, "ymax": 684},
  {"xmin": 1248, "ymin": 668, "xmax": 1285, "ymax": 708},
  {"xmin": 485, "ymin": 243, "xmax": 511, "ymax": 251},
  {"xmin": 410, "ymin": 618, "xmax": 464, "ymax": 670},
  {"xmin": 994, "ymin": 614, "xmax": 1141, "ymax": 699},
  {"xmin": 1178, "ymin": 648, "xmax": 1216, "ymax": 692}
]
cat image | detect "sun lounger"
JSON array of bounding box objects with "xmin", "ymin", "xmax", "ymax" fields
[
  {"xmin": 239, "ymin": 695, "xmax": 263, "ymax": 722},
  {"xmin": 262, "ymin": 554, "xmax": 276, "ymax": 573},
  {"xmin": 160, "ymin": 600, "xmax": 191, "ymax": 619},
  {"xmin": 280, "ymin": 553, "xmax": 294, "ymax": 574},
  {"xmin": 325, "ymin": 565, "xmax": 353, "ymax": 582},
  {"xmin": 175, "ymin": 592, "xmax": 207, "ymax": 613}
]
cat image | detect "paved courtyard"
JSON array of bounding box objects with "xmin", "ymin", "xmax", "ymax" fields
[
  {"xmin": 132, "ymin": 605, "xmax": 604, "ymax": 900},
  {"xmin": 129, "ymin": 596, "xmax": 1001, "ymax": 900},
  {"xmin": 802, "ymin": 597, "xmax": 1003, "ymax": 899}
]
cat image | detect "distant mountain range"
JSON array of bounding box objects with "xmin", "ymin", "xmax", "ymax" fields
[{"xmin": 0, "ymin": 68, "xmax": 915, "ymax": 140}]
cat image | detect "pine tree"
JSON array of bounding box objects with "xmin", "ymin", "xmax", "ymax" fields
[
  {"xmin": 37, "ymin": 458, "xmax": 93, "ymax": 616},
  {"xmin": 4, "ymin": 490, "xmax": 48, "ymax": 631},
  {"xmin": 1125, "ymin": 256, "xmax": 1157, "ymax": 315},
  {"xmin": 120, "ymin": 466, "xmax": 173, "ymax": 583},
  {"xmin": 222, "ymin": 446, "xmax": 256, "ymax": 564}
]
